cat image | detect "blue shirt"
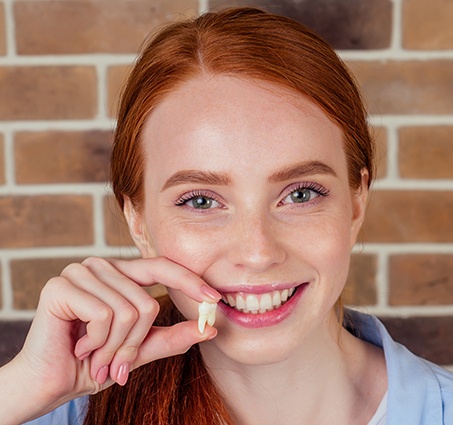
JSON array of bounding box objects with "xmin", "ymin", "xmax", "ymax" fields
[{"xmin": 24, "ymin": 311, "xmax": 453, "ymax": 424}]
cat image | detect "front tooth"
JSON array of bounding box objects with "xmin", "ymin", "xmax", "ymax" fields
[
  {"xmin": 259, "ymin": 293, "xmax": 273, "ymax": 311},
  {"xmin": 245, "ymin": 294, "xmax": 260, "ymax": 312}
]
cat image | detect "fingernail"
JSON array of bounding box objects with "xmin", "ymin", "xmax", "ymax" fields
[
  {"xmin": 95, "ymin": 366, "xmax": 109, "ymax": 385},
  {"xmin": 117, "ymin": 362, "xmax": 131, "ymax": 386},
  {"xmin": 201, "ymin": 284, "xmax": 221, "ymax": 301},
  {"xmin": 77, "ymin": 350, "xmax": 91, "ymax": 361}
]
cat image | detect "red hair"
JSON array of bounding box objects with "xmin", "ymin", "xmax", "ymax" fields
[{"xmin": 87, "ymin": 7, "xmax": 375, "ymax": 424}]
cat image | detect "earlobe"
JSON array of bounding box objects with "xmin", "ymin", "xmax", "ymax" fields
[
  {"xmin": 350, "ymin": 168, "xmax": 369, "ymax": 244},
  {"xmin": 123, "ymin": 197, "xmax": 155, "ymax": 257}
]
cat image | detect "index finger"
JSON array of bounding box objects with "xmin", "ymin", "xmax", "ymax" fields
[{"xmin": 107, "ymin": 257, "xmax": 221, "ymax": 303}]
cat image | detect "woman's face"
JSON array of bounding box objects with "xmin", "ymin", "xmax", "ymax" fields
[{"xmin": 129, "ymin": 75, "xmax": 368, "ymax": 366}]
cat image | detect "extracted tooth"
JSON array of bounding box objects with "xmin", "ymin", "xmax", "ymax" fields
[{"xmin": 198, "ymin": 301, "xmax": 217, "ymax": 334}]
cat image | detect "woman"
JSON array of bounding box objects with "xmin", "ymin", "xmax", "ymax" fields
[{"xmin": 2, "ymin": 7, "xmax": 452, "ymax": 425}]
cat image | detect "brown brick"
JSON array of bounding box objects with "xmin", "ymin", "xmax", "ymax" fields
[
  {"xmin": 15, "ymin": 130, "xmax": 112, "ymax": 184},
  {"xmin": 403, "ymin": 0, "xmax": 453, "ymax": 50},
  {"xmin": 362, "ymin": 190, "xmax": 453, "ymax": 243},
  {"xmin": 0, "ymin": 2, "xmax": 5, "ymax": 55},
  {"xmin": 398, "ymin": 126, "xmax": 453, "ymax": 179},
  {"xmin": 0, "ymin": 195, "xmax": 93, "ymax": 248},
  {"xmin": 343, "ymin": 253, "xmax": 377, "ymax": 305},
  {"xmin": 11, "ymin": 257, "xmax": 84, "ymax": 310},
  {"xmin": 373, "ymin": 127, "xmax": 388, "ymax": 180},
  {"xmin": 104, "ymin": 195, "xmax": 134, "ymax": 247},
  {"xmin": 348, "ymin": 60, "xmax": 453, "ymax": 115},
  {"xmin": 0, "ymin": 66, "xmax": 96, "ymax": 120},
  {"xmin": 389, "ymin": 254, "xmax": 453, "ymax": 306},
  {"xmin": 15, "ymin": 0, "xmax": 198, "ymax": 55},
  {"xmin": 379, "ymin": 316, "xmax": 453, "ymax": 365},
  {"xmin": 209, "ymin": 0, "xmax": 392, "ymax": 49},
  {"xmin": 107, "ymin": 65, "xmax": 132, "ymax": 118},
  {"xmin": 0, "ymin": 134, "xmax": 4, "ymax": 185},
  {"xmin": 0, "ymin": 321, "xmax": 31, "ymax": 366}
]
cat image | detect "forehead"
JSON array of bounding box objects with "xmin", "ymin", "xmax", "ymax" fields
[{"xmin": 141, "ymin": 75, "xmax": 346, "ymax": 181}]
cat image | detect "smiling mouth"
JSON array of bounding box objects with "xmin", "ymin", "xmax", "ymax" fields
[{"xmin": 220, "ymin": 287, "xmax": 298, "ymax": 314}]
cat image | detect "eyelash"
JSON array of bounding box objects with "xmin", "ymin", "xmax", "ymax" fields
[
  {"xmin": 174, "ymin": 190, "xmax": 222, "ymax": 207},
  {"xmin": 280, "ymin": 182, "xmax": 330, "ymax": 203},
  {"xmin": 174, "ymin": 182, "xmax": 330, "ymax": 209}
]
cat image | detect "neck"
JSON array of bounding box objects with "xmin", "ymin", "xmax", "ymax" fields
[{"xmin": 200, "ymin": 316, "xmax": 387, "ymax": 425}]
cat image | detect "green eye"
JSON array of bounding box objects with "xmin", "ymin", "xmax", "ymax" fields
[
  {"xmin": 289, "ymin": 189, "xmax": 313, "ymax": 203},
  {"xmin": 190, "ymin": 197, "xmax": 214, "ymax": 209}
]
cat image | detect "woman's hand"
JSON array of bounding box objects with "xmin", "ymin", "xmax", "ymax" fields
[{"xmin": 4, "ymin": 257, "xmax": 220, "ymax": 421}]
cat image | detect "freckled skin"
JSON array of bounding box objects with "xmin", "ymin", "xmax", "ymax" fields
[{"xmin": 130, "ymin": 75, "xmax": 368, "ymax": 367}]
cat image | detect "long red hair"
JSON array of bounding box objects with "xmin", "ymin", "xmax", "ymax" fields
[{"xmin": 86, "ymin": 7, "xmax": 375, "ymax": 424}]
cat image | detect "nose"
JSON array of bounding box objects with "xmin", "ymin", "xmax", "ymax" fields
[{"xmin": 227, "ymin": 211, "xmax": 286, "ymax": 273}]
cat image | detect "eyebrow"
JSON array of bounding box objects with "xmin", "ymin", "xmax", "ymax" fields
[
  {"xmin": 161, "ymin": 170, "xmax": 231, "ymax": 191},
  {"xmin": 268, "ymin": 161, "xmax": 337, "ymax": 183},
  {"xmin": 161, "ymin": 160, "xmax": 336, "ymax": 191}
]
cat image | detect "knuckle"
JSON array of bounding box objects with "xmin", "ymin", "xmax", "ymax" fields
[
  {"xmin": 61, "ymin": 262, "xmax": 86, "ymax": 278},
  {"xmin": 40, "ymin": 276, "xmax": 69, "ymax": 299},
  {"xmin": 82, "ymin": 256, "xmax": 109, "ymax": 270},
  {"xmin": 117, "ymin": 303, "xmax": 139, "ymax": 326},
  {"xmin": 138, "ymin": 297, "xmax": 159, "ymax": 321},
  {"xmin": 95, "ymin": 305, "xmax": 114, "ymax": 324},
  {"xmin": 118, "ymin": 345, "xmax": 139, "ymax": 360}
]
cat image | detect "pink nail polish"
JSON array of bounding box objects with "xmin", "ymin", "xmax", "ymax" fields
[
  {"xmin": 117, "ymin": 362, "xmax": 131, "ymax": 386},
  {"xmin": 201, "ymin": 284, "xmax": 221, "ymax": 301},
  {"xmin": 95, "ymin": 366, "xmax": 109, "ymax": 385}
]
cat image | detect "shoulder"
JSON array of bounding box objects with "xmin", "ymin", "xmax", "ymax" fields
[
  {"xmin": 23, "ymin": 397, "xmax": 88, "ymax": 425},
  {"xmin": 346, "ymin": 309, "xmax": 453, "ymax": 424}
]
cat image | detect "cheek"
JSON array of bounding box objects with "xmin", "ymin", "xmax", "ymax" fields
[{"xmin": 148, "ymin": 219, "xmax": 217, "ymax": 272}]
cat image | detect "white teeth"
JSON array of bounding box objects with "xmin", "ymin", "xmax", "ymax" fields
[
  {"xmin": 223, "ymin": 288, "xmax": 297, "ymax": 314},
  {"xmin": 259, "ymin": 293, "xmax": 273, "ymax": 312},
  {"xmin": 198, "ymin": 301, "xmax": 217, "ymax": 334},
  {"xmin": 281, "ymin": 289, "xmax": 289, "ymax": 302},
  {"xmin": 226, "ymin": 294, "xmax": 236, "ymax": 307},
  {"xmin": 246, "ymin": 294, "xmax": 260, "ymax": 312},
  {"xmin": 236, "ymin": 295, "xmax": 246, "ymax": 310}
]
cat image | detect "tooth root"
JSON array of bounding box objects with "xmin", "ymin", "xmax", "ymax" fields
[
  {"xmin": 198, "ymin": 301, "xmax": 217, "ymax": 334},
  {"xmin": 207, "ymin": 309, "xmax": 216, "ymax": 326},
  {"xmin": 198, "ymin": 314, "xmax": 208, "ymax": 334}
]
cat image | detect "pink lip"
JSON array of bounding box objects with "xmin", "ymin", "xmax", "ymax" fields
[{"xmin": 217, "ymin": 283, "xmax": 308, "ymax": 328}]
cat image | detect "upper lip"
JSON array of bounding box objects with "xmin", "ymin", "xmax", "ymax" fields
[{"xmin": 214, "ymin": 282, "xmax": 306, "ymax": 295}]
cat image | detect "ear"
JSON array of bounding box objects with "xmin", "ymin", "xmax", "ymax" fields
[
  {"xmin": 350, "ymin": 168, "xmax": 369, "ymax": 247},
  {"xmin": 123, "ymin": 197, "xmax": 156, "ymax": 257}
]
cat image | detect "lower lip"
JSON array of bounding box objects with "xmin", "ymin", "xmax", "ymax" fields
[{"xmin": 217, "ymin": 284, "xmax": 308, "ymax": 328}]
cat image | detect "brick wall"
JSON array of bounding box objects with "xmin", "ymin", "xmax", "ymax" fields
[{"xmin": 1, "ymin": 0, "xmax": 452, "ymax": 367}]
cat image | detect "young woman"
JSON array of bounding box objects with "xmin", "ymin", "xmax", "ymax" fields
[{"xmin": 2, "ymin": 7, "xmax": 452, "ymax": 425}]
